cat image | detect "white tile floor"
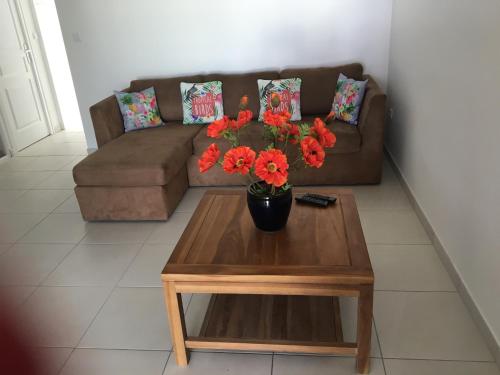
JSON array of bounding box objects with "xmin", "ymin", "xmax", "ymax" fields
[{"xmin": 0, "ymin": 131, "xmax": 498, "ymax": 374}]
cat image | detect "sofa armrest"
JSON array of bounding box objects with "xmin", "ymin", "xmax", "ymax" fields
[
  {"xmin": 357, "ymin": 75, "xmax": 387, "ymax": 153},
  {"xmin": 89, "ymin": 92, "xmax": 127, "ymax": 148}
]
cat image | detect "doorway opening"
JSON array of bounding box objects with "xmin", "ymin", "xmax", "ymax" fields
[
  {"xmin": 32, "ymin": 0, "xmax": 82, "ymax": 132},
  {"xmin": 0, "ymin": 0, "xmax": 82, "ymax": 156}
]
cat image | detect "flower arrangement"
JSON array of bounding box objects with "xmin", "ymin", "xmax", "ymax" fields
[{"xmin": 198, "ymin": 94, "xmax": 336, "ymax": 197}]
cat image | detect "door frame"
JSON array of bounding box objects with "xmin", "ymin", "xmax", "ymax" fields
[
  {"xmin": 0, "ymin": 0, "xmax": 62, "ymax": 155},
  {"xmin": 0, "ymin": 107, "xmax": 14, "ymax": 156}
]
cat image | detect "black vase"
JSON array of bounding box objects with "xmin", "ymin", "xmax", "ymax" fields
[{"xmin": 247, "ymin": 183, "xmax": 292, "ymax": 232}]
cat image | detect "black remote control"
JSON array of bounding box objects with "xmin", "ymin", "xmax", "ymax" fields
[
  {"xmin": 304, "ymin": 193, "xmax": 337, "ymax": 204},
  {"xmin": 295, "ymin": 195, "xmax": 329, "ymax": 207}
]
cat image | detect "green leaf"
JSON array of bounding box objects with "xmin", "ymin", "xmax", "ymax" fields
[
  {"xmin": 264, "ymin": 143, "xmax": 274, "ymax": 151},
  {"xmin": 280, "ymin": 183, "xmax": 292, "ymax": 192},
  {"xmin": 298, "ymin": 123, "xmax": 311, "ymax": 140},
  {"xmin": 121, "ymin": 94, "xmax": 133, "ymax": 105}
]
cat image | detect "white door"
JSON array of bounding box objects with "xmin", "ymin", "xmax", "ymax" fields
[{"xmin": 0, "ymin": 0, "xmax": 50, "ymax": 152}]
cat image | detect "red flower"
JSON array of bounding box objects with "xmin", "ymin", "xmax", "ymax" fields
[
  {"xmin": 255, "ymin": 149, "xmax": 289, "ymax": 187},
  {"xmin": 311, "ymin": 118, "xmax": 336, "ymax": 148},
  {"xmin": 227, "ymin": 118, "xmax": 238, "ymax": 130},
  {"xmin": 263, "ymin": 110, "xmax": 282, "ymax": 127},
  {"xmin": 287, "ymin": 124, "xmax": 300, "ymax": 144},
  {"xmin": 222, "ymin": 146, "xmax": 256, "ymax": 175},
  {"xmin": 276, "ymin": 123, "xmax": 299, "ymax": 144},
  {"xmin": 235, "ymin": 109, "xmax": 253, "ymax": 129},
  {"xmin": 263, "ymin": 110, "xmax": 291, "ymax": 127},
  {"xmin": 301, "ymin": 136, "xmax": 325, "ymax": 168},
  {"xmin": 239, "ymin": 95, "xmax": 249, "ymax": 110},
  {"xmin": 207, "ymin": 116, "xmax": 229, "ymax": 138},
  {"xmin": 198, "ymin": 143, "xmax": 220, "ymax": 173}
]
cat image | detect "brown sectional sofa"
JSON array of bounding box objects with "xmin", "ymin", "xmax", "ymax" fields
[{"xmin": 73, "ymin": 63, "xmax": 386, "ymax": 221}]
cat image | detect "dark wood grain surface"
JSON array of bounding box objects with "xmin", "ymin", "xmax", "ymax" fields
[
  {"xmin": 162, "ymin": 188, "xmax": 373, "ymax": 284},
  {"xmin": 199, "ymin": 294, "xmax": 343, "ymax": 343}
]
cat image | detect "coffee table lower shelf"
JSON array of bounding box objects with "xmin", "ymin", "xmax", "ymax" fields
[{"xmin": 185, "ymin": 294, "xmax": 357, "ymax": 356}]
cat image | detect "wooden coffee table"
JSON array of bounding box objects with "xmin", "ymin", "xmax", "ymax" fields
[{"xmin": 161, "ymin": 189, "xmax": 374, "ymax": 374}]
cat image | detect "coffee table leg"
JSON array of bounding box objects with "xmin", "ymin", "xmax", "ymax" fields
[
  {"xmin": 163, "ymin": 281, "xmax": 189, "ymax": 366},
  {"xmin": 356, "ymin": 285, "xmax": 374, "ymax": 374}
]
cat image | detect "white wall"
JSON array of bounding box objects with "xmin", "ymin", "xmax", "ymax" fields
[
  {"xmin": 386, "ymin": 0, "xmax": 500, "ymax": 347},
  {"xmin": 33, "ymin": 0, "xmax": 82, "ymax": 131},
  {"xmin": 54, "ymin": 0, "xmax": 393, "ymax": 149}
]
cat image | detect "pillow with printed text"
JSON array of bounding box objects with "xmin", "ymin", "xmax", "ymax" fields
[
  {"xmin": 180, "ymin": 81, "xmax": 224, "ymax": 124},
  {"xmin": 257, "ymin": 78, "xmax": 302, "ymax": 121}
]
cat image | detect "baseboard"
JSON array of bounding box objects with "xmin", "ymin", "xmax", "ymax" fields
[
  {"xmin": 384, "ymin": 147, "xmax": 500, "ymax": 367},
  {"xmin": 87, "ymin": 147, "xmax": 97, "ymax": 154}
]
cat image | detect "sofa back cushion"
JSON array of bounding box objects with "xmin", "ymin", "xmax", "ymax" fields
[
  {"xmin": 128, "ymin": 65, "xmax": 363, "ymax": 121},
  {"xmin": 280, "ymin": 63, "xmax": 363, "ymax": 115},
  {"xmin": 204, "ymin": 71, "xmax": 279, "ymax": 118},
  {"xmin": 130, "ymin": 75, "xmax": 203, "ymax": 121}
]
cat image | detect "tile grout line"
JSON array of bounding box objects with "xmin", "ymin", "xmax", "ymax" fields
[
  {"xmin": 19, "ymin": 182, "xmax": 90, "ymax": 289},
  {"xmin": 9, "ymin": 166, "xmax": 81, "ymax": 244},
  {"xmin": 380, "ymin": 356, "xmax": 497, "ymax": 364},
  {"xmin": 2, "ymin": 136, "xmax": 92, "ymax": 374},
  {"xmin": 366, "ymin": 242, "xmax": 433, "ymax": 246},
  {"xmin": 56, "ymin": 347, "xmax": 75, "ymax": 375},
  {"xmin": 375, "ymin": 289, "xmax": 458, "ymax": 293},
  {"xmin": 372, "ymin": 318, "xmax": 387, "ymax": 375},
  {"xmin": 71, "ymin": 281, "xmax": 118, "ymax": 350},
  {"xmin": 13, "ymin": 173, "xmax": 88, "ymax": 374},
  {"xmin": 10, "ymin": 143, "xmax": 87, "ymax": 375},
  {"xmin": 6, "ymin": 212, "xmax": 52, "ymax": 245},
  {"xmin": 384, "ymin": 149, "xmax": 500, "ymax": 368},
  {"xmin": 72, "ymin": 229, "xmax": 156, "ymax": 352},
  {"xmin": 36, "ymin": 242, "xmax": 83, "ymax": 287},
  {"xmin": 0, "ymin": 155, "xmax": 79, "ymax": 174},
  {"xmin": 0, "ymin": 190, "xmax": 75, "ymax": 216},
  {"xmin": 51, "ymin": 191, "xmax": 77, "ymax": 213},
  {"xmin": 113, "ymin": 241, "xmax": 151, "ymax": 288},
  {"xmin": 27, "ymin": 155, "xmax": 79, "ymax": 191},
  {"xmin": 54, "ymin": 347, "xmax": 173, "ymax": 352},
  {"xmin": 161, "ymin": 351, "xmax": 172, "ymax": 375}
]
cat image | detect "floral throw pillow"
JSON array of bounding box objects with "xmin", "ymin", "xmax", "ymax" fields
[
  {"xmin": 257, "ymin": 78, "xmax": 302, "ymax": 121},
  {"xmin": 332, "ymin": 73, "xmax": 367, "ymax": 125},
  {"xmin": 180, "ymin": 81, "xmax": 223, "ymax": 124},
  {"xmin": 115, "ymin": 87, "xmax": 164, "ymax": 132}
]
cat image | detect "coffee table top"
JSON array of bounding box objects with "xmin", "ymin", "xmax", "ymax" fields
[{"xmin": 162, "ymin": 189, "xmax": 373, "ymax": 285}]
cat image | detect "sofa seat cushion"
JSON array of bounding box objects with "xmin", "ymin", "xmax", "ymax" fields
[
  {"xmin": 74, "ymin": 125, "xmax": 201, "ymax": 187},
  {"xmin": 192, "ymin": 122, "xmax": 268, "ymax": 157},
  {"xmin": 115, "ymin": 123, "xmax": 202, "ymax": 151},
  {"xmin": 192, "ymin": 117, "xmax": 360, "ymax": 157}
]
